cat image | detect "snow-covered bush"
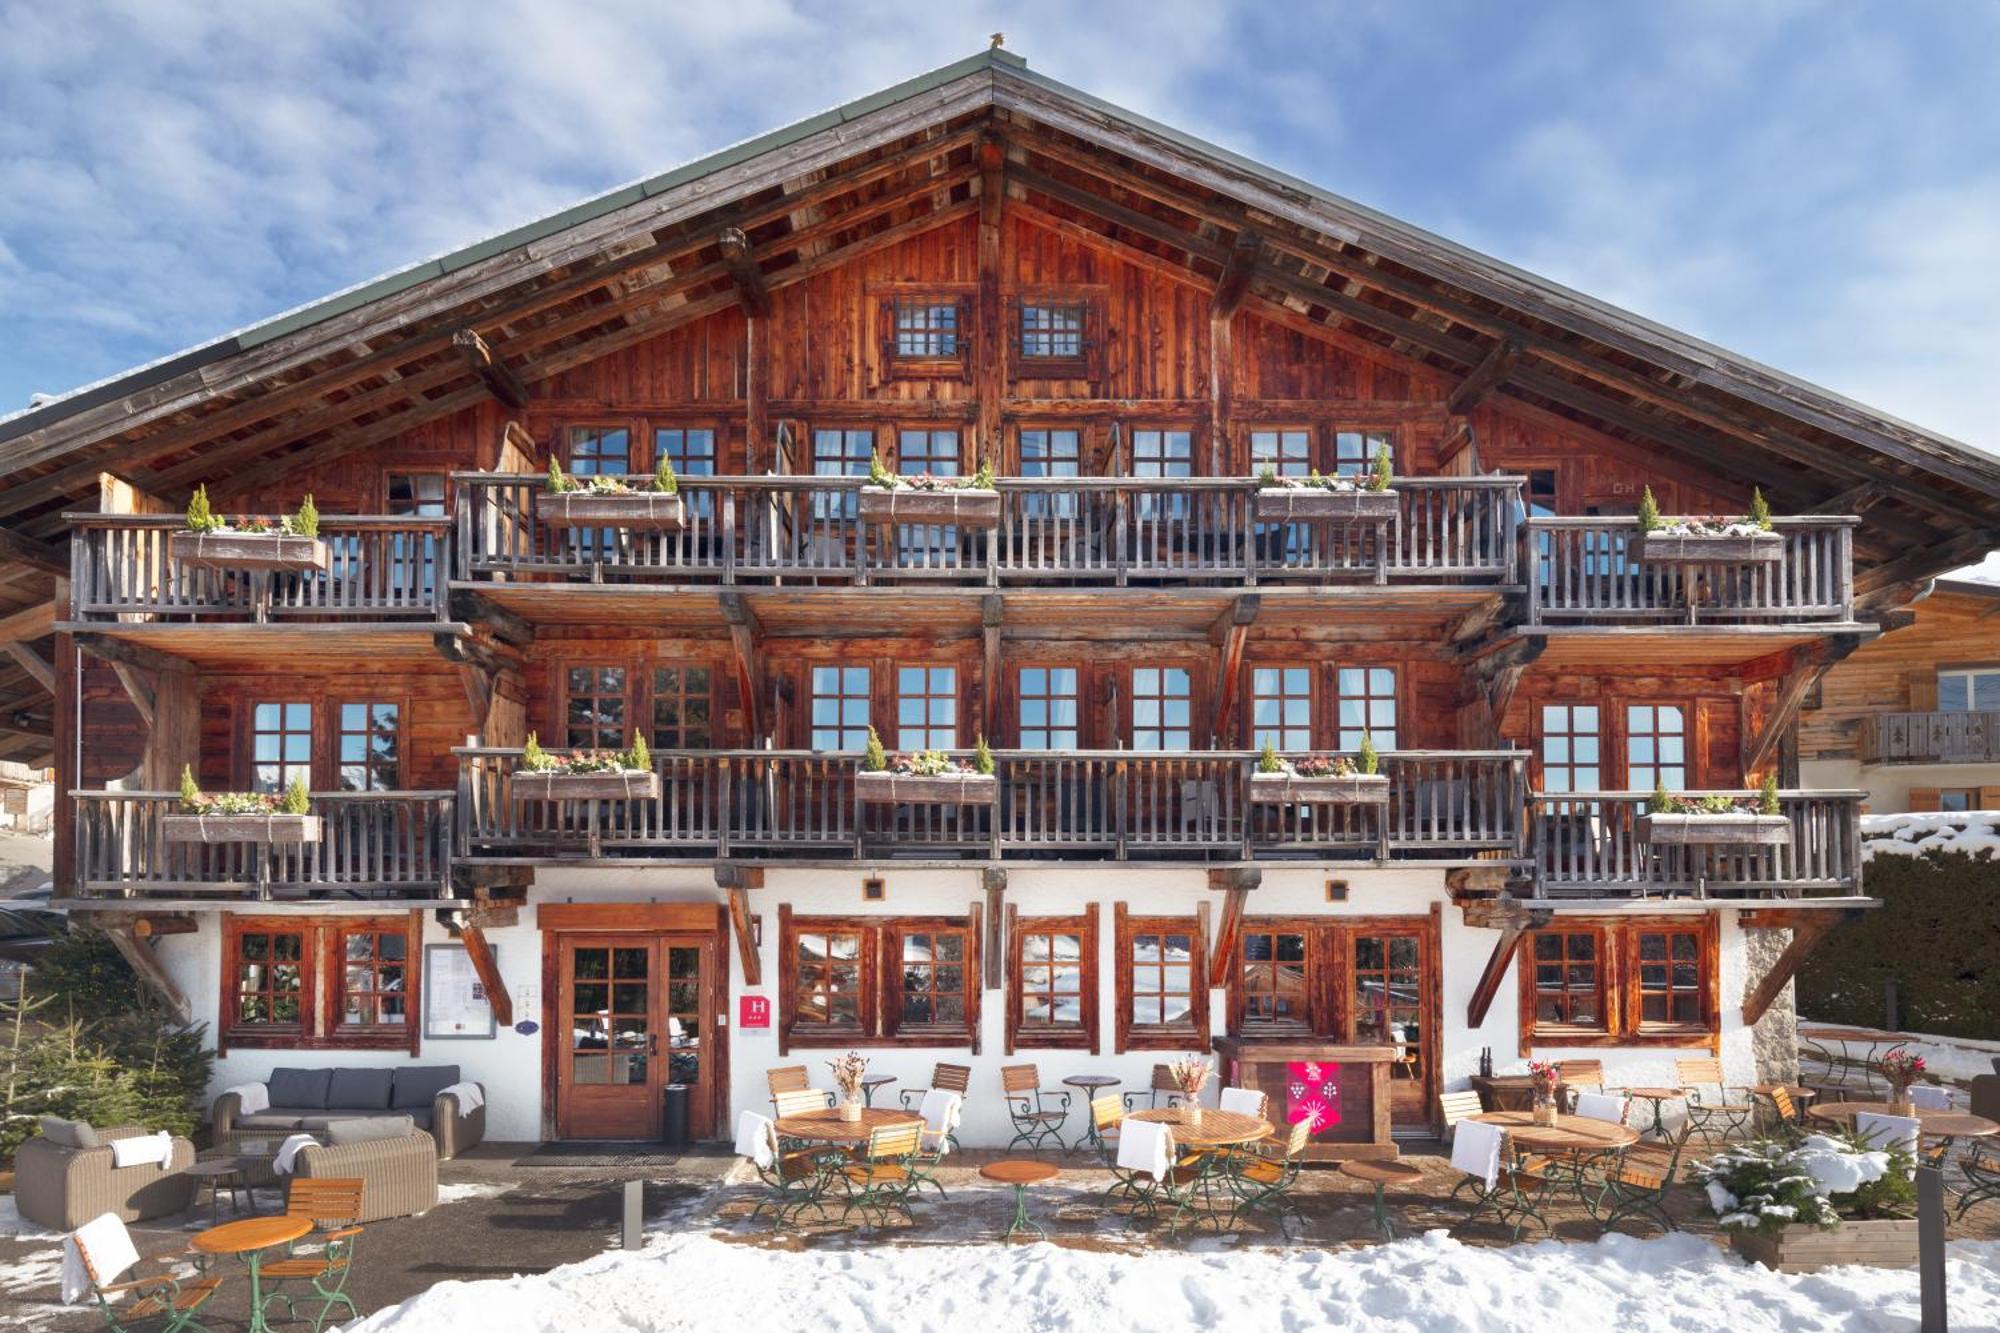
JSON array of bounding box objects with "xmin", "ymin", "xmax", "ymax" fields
[{"xmin": 1691, "ymin": 1133, "xmax": 1915, "ymax": 1237}]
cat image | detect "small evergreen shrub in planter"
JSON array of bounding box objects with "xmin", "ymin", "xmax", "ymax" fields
[
  {"xmin": 1694, "ymin": 1131, "xmax": 1917, "ymax": 1272},
  {"xmin": 1248, "ymin": 736, "xmax": 1389, "ymax": 804},
  {"xmin": 856, "ymin": 454, "xmax": 1001, "ymax": 527},
  {"xmin": 536, "ymin": 457, "xmax": 686, "ymax": 530},
  {"xmin": 168, "ymin": 486, "xmax": 328, "ymax": 573},
  {"xmin": 159, "ymin": 767, "xmax": 320, "ymax": 844},
  {"xmin": 1629, "ymin": 485, "xmax": 1782, "ymax": 564},
  {"xmin": 509, "ymin": 733, "xmax": 660, "ymax": 800},
  {"xmin": 1636, "ymin": 776, "xmax": 1790, "ymax": 846},
  {"xmin": 853, "ymin": 728, "xmax": 999, "ymax": 804},
  {"xmin": 1252, "ymin": 450, "xmax": 1398, "ymax": 522}
]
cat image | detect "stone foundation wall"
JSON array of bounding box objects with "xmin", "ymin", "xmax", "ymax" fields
[{"xmin": 1745, "ymin": 926, "xmax": 1800, "ymax": 1086}]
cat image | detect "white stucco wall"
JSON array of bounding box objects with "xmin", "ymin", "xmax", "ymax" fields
[
  {"xmin": 1804, "ymin": 755, "xmax": 2000, "ymax": 814},
  {"xmin": 160, "ymin": 866, "xmax": 1760, "ymax": 1145}
]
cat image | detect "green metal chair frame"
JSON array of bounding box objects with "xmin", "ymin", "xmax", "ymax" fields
[
  {"xmin": 1677, "ymin": 1059, "xmax": 1756, "ymax": 1144},
  {"xmin": 839, "ymin": 1120, "xmax": 925, "ymax": 1228},
  {"xmin": 898, "ymin": 1062, "xmax": 972, "ymax": 1154},
  {"xmin": 749, "ymin": 1130, "xmax": 841, "ymax": 1227},
  {"xmin": 260, "ymin": 1177, "xmax": 368, "ymax": 1333},
  {"xmin": 1955, "ymin": 1139, "xmax": 2000, "ymax": 1220},
  {"xmin": 1589, "ymin": 1121, "xmax": 1694, "ymax": 1235},
  {"xmin": 1224, "ymin": 1119, "xmax": 1312, "ymax": 1238},
  {"xmin": 1454, "ymin": 1142, "xmax": 1553, "ymax": 1242},
  {"xmin": 1090, "ymin": 1094, "xmax": 1152, "ymax": 1210},
  {"xmin": 1001, "ymin": 1063, "xmax": 1072, "ymax": 1152},
  {"xmin": 73, "ymin": 1227, "xmax": 221, "ymax": 1333},
  {"xmin": 1120, "ymin": 1063, "xmax": 1186, "ymax": 1113}
]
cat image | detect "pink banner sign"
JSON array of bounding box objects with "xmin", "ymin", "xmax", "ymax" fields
[{"xmin": 1286, "ymin": 1060, "xmax": 1341, "ymax": 1132}]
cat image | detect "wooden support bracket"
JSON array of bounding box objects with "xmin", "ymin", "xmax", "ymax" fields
[
  {"xmin": 719, "ymin": 592, "xmax": 765, "ymax": 743},
  {"xmin": 455, "ymin": 923, "xmax": 514, "ymax": 1028},
  {"xmin": 1459, "ymin": 635, "xmax": 1545, "ymax": 748},
  {"xmin": 86, "ymin": 920, "xmax": 191, "ymax": 1022},
  {"xmin": 1742, "ymin": 635, "xmax": 1862, "ymax": 777},
  {"xmin": 717, "ymin": 228, "xmax": 772, "ymax": 319},
  {"xmin": 1465, "ymin": 904, "xmax": 1551, "ymax": 1029},
  {"xmin": 75, "ymin": 633, "xmax": 192, "ymax": 677},
  {"xmin": 982, "ymin": 594, "xmax": 1004, "ymax": 739},
  {"xmin": 1205, "ymin": 866, "xmax": 1260, "ymax": 989},
  {"xmin": 1741, "ymin": 910, "xmax": 1859, "ymax": 1026},
  {"xmin": 1208, "ymin": 595, "xmax": 1259, "ymax": 748},
  {"xmin": 0, "ymin": 526, "xmax": 68, "ymax": 577},
  {"xmin": 1447, "ymin": 337, "xmax": 1522, "ymax": 416},
  {"xmin": 5, "ymin": 641, "xmax": 54, "ymax": 694},
  {"xmin": 452, "ymin": 329, "xmax": 530, "ymax": 410},
  {"xmin": 982, "ymin": 865, "xmax": 1007, "ymax": 990},
  {"xmin": 726, "ymin": 885, "xmax": 761, "ymax": 987}
]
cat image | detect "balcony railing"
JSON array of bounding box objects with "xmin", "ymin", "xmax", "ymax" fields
[
  {"xmin": 456, "ymin": 748, "xmax": 1528, "ymax": 862},
  {"xmin": 1529, "ymin": 790, "xmax": 1862, "ymax": 898},
  {"xmin": 1856, "ymin": 710, "xmax": 2000, "ymax": 766},
  {"xmin": 453, "ymin": 474, "xmax": 1523, "ymax": 587},
  {"xmin": 69, "ymin": 515, "xmax": 450, "ymax": 623},
  {"xmin": 1523, "ymin": 517, "xmax": 1855, "ymax": 625},
  {"xmin": 72, "ymin": 791, "xmax": 454, "ymax": 898}
]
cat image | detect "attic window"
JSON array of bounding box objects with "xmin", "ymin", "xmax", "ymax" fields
[
  {"xmin": 895, "ymin": 300, "xmax": 960, "ymax": 357},
  {"xmin": 879, "ymin": 293, "xmax": 971, "ymax": 380},
  {"xmin": 1021, "ymin": 303, "xmax": 1084, "ymax": 359}
]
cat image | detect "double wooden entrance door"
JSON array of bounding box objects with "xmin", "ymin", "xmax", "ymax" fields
[{"xmin": 549, "ymin": 915, "xmax": 724, "ymax": 1141}]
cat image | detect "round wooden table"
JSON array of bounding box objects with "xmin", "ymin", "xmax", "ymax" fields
[
  {"xmin": 1621, "ymin": 1087, "xmax": 1686, "ymax": 1139},
  {"xmin": 1064, "ymin": 1075, "xmax": 1122, "ymax": 1146},
  {"xmin": 1808, "ymin": 1102, "xmax": 1999, "ymax": 1140},
  {"xmin": 1470, "ymin": 1110, "xmax": 1640, "ymax": 1154},
  {"xmin": 774, "ymin": 1105, "xmax": 922, "ymax": 1146},
  {"xmin": 859, "ymin": 1074, "xmax": 897, "ymax": 1107},
  {"xmin": 192, "ymin": 1215, "xmax": 313, "ymax": 1333},
  {"xmin": 1129, "ymin": 1106, "xmax": 1272, "ymax": 1149},
  {"xmin": 1340, "ymin": 1158, "xmax": 1423, "ymax": 1240},
  {"xmin": 980, "ymin": 1159, "xmax": 1061, "ymax": 1240}
]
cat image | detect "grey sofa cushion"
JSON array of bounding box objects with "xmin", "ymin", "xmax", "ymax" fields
[
  {"xmin": 327, "ymin": 1067, "xmax": 394, "ymax": 1111},
  {"xmin": 402, "ymin": 1108, "xmax": 435, "ymax": 1130},
  {"xmin": 325, "ymin": 1115, "xmax": 416, "ymax": 1147},
  {"xmin": 39, "ymin": 1116, "xmax": 98, "ymax": 1149},
  {"xmin": 235, "ymin": 1111, "xmax": 309, "ymax": 1132},
  {"xmin": 268, "ymin": 1067, "xmax": 333, "ymax": 1109},
  {"xmin": 391, "ymin": 1065, "xmax": 459, "ymax": 1110}
]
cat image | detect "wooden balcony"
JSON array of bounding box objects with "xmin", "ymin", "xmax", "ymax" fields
[
  {"xmin": 453, "ymin": 474, "xmax": 1523, "ymax": 589},
  {"xmin": 72, "ymin": 791, "xmax": 454, "ymax": 900},
  {"xmin": 1529, "ymin": 790, "xmax": 1863, "ymax": 899},
  {"xmin": 69, "ymin": 515, "xmax": 450, "ymax": 623},
  {"xmin": 1856, "ymin": 710, "xmax": 2000, "ymax": 766},
  {"xmin": 456, "ymin": 748, "xmax": 1528, "ymax": 864}
]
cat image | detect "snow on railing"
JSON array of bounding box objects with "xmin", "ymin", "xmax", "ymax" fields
[{"xmin": 1859, "ymin": 810, "xmax": 2000, "ymax": 861}]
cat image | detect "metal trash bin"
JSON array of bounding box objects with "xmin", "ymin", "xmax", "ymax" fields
[{"xmin": 662, "ymin": 1083, "xmax": 690, "ymax": 1149}]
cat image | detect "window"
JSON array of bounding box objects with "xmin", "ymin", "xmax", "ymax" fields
[
  {"xmin": 250, "ymin": 702, "xmax": 312, "ymax": 793},
  {"xmin": 1007, "ymin": 905, "xmax": 1098, "ymax": 1052},
  {"xmin": 1017, "ymin": 667, "xmax": 1079, "ymax": 750},
  {"xmin": 1538, "ymin": 704, "xmax": 1601, "ymax": 795},
  {"xmin": 1018, "ymin": 427, "xmax": 1080, "ymax": 518},
  {"xmin": 654, "ymin": 428, "xmax": 717, "ymax": 518},
  {"xmin": 811, "ymin": 666, "xmax": 871, "ymax": 751},
  {"xmin": 1115, "ymin": 905, "xmax": 1207, "ymax": 1052},
  {"xmin": 336, "ymin": 926, "xmax": 408, "ymax": 1031},
  {"xmin": 1333, "ymin": 430, "xmax": 1391, "ymax": 478},
  {"xmin": 1626, "ymin": 704, "xmax": 1686, "ymax": 792},
  {"xmin": 896, "ymin": 666, "xmax": 957, "ymax": 751},
  {"xmin": 565, "ymin": 666, "xmax": 628, "ymax": 750},
  {"xmin": 1131, "ymin": 667, "xmax": 1193, "ymax": 750},
  {"xmin": 1634, "ymin": 928, "xmax": 1705, "ymax": 1028},
  {"xmin": 894, "ymin": 299, "xmax": 960, "ymax": 358},
  {"xmin": 1020, "ymin": 302, "xmax": 1085, "ymax": 360},
  {"xmin": 221, "ymin": 915, "xmax": 419, "ymax": 1051},
  {"xmin": 776, "ymin": 909, "xmax": 979, "ymax": 1050},
  {"xmin": 1130, "ymin": 428, "xmax": 1193, "ymax": 520},
  {"xmin": 1250, "ymin": 666, "xmax": 1313, "ymax": 751},
  {"xmin": 1249, "ymin": 429, "xmax": 1312, "ymax": 476},
  {"xmin": 1237, "ymin": 926, "xmax": 1311, "ymax": 1034},
  {"xmin": 568, "ymin": 425, "xmax": 632, "ymax": 475},
  {"xmin": 1335, "ymin": 667, "xmax": 1397, "ymax": 751},
  {"xmin": 385, "ymin": 473, "xmax": 445, "ymax": 599},
  {"xmin": 897, "ymin": 428, "xmax": 960, "ymax": 477},
  {"xmin": 812, "ymin": 427, "xmax": 874, "ymax": 520},
  {"xmin": 652, "ymin": 666, "xmax": 714, "ymax": 749},
  {"xmin": 337, "ymin": 702, "xmax": 399, "ymax": 792},
  {"xmin": 387, "ymin": 473, "xmax": 447, "ymax": 516},
  {"xmin": 1530, "ymin": 931, "xmax": 1604, "ymax": 1029},
  {"xmin": 1938, "ymin": 668, "xmax": 2000, "ymax": 713},
  {"xmin": 1936, "ymin": 788, "xmax": 1979, "ymax": 812}
]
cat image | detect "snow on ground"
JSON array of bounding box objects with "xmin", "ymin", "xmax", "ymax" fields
[
  {"xmin": 436, "ymin": 1181, "xmax": 512, "ymax": 1206},
  {"xmin": 1803, "ymin": 1018, "xmax": 2000, "ymax": 1086},
  {"xmin": 1860, "ymin": 811, "xmax": 2000, "ymax": 861},
  {"xmin": 349, "ymin": 1230, "xmax": 2000, "ymax": 1333},
  {"xmin": 0, "ymin": 1200, "xmax": 59, "ymax": 1240}
]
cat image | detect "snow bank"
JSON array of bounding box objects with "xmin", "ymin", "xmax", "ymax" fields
[
  {"xmin": 349, "ymin": 1230, "xmax": 2000, "ymax": 1333},
  {"xmin": 1860, "ymin": 811, "xmax": 2000, "ymax": 861}
]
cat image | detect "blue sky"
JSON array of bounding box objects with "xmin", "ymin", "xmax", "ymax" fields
[{"xmin": 2, "ymin": 1, "xmax": 1997, "ymax": 450}]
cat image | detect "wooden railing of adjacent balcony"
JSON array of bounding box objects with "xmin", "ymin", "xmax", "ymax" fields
[
  {"xmin": 69, "ymin": 515, "xmax": 451, "ymax": 622},
  {"xmin": 1856, "ymin": 710, "xmax": 2000, "ymax": 765},
  {"xmin": 453, "ymin": 474, "xmax": 1523, "ymax": 587},
  {"xmin": 1523, "ymin": 516, "xmax": 1856, "ymax": 625},
  {"xmin": 456, "ymin": 748, "xmax": 1528, "ymax": 862},
  {"xmin": 1529, "ymin": 790, "xmax": 1863, "ymax": 898},
  {"xmin": 72, "ymin": 791, "xmax": 454, "ymax": 898}
]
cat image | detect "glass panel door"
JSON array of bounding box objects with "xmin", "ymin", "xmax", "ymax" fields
[
  {"xmin": 560, "ymin": 938, "xmax": 657, "ymax": 1139},
  {"xmin": 1351, "ymin": 931, "xmax": 1427, "ymax": 1129}
]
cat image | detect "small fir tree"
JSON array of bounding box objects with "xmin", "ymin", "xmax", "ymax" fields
[
  {"xmin": 1368, "ymin": 443, "xmax": 1394, "ymax": 492},
  {"xmin": 625, "ymin": 734, "xmax": 651, "ymax": 772},
  {"xmin": 1648, "ymin": 778, "xmax": 1673, "ymax": 815},
  {"xmin": 1759, "ymin": 772, "xmax": 1781, "ymax": 816},
  {"xmin": 862, "ymin": 726, "xmax": 888, "ymax": 772},
  {"xmin": 1749, "ymin": 486, "xmax": 1772, "ymax": 531},
  {"xmin": 280, "ymin": 775, "xmax": 311, "ymax": 815},
  {"xmin": 546, "ymin": 458, "xmax": 574, "ymax": 494},
  {"xmin": 1637, "ymin": 485, "xmax": 1661, "ymax": 533},
  {"xmin": 185, "ymin": 484, "xmax": 220, "ymax": 533},
  {"xmin": 1357, "ymin": 732, "xmax": 1379, "ymax": 775},
  {"xmin": 1257, "ymin": 738, "xmax": 1285, "ymax": 774},
  {"xmin": 973, "ymin": 734, "xmax": 994, "ymax": 775},
  {"xmin": 522, "ymin": 731, "xmax": 552, "ymax": 771},
  {"xmin": 652, "ymin": 454, "xmax": 679, "ymax": 494},
  {"xmin": 1256, "ymin": 464, "xmax": 1279, "ymax": 486},
  {"xmin": 290, "ymin": 493, "xmax": 319, "ymax": 539},
  {"xmin": 868, "ymin": 450, "xmax": 900, "ymax": 489},
  {"xmin": 177, "ymin": 764, "xmax": 201, "ymax": 809}
]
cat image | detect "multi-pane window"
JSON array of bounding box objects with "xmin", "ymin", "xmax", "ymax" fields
[
  {"xmin": 337, "ymin": 928, "xmax": 408, "ymax": 1029},
  {"xmin": 792, "ymin": 928, "xmax": 866, "ymax": 1031},
  {"xmin": 1018, "ymin": 427, "xmax": 1080, "ymax": 519},
  {"xmin": 897, "ymin": 428, "xmax": 960, "ymax": 477},
  {"xmin": 387, "ymin": 473, "xmax": 447, "ymax": 516},
  {"xmin": 568, "ymin": 426, "xmax": 631, "ymax": 475},
  {"xmin": 1250, "ymin": 429, "xmax": 1312, "ymax": 476},
  {"xmin": 812, "ymin": 428, "xmax": 874, "ymax": 519},
  {"xmin": 251, "ymin": 702, "xmax": 312, "ymax": 793},
  {"xmin": 781, "ymin": 915, "xmax": 978, "ymax": 1047},
  {"xmin": 1017, "ymin": 667, "xmax": 1080, "ymax": 750},
  {"xmin": 1539, "ymin": 704, "xmax": 1601, "ymax": 795},
  {"xmin": 1626, "ymin": 704, "xmax": 1687, "ymax": 792},
  {"xmin": 1351, "ymin": 934, "xmax": 1422, "ymax": 1056},
  {"xmin": 1938, "ymin": 668, "xmax": 2000, "ymax": 713},
  {"xmin": 1250, "ymin": 666, "xmax": 1313, "ymax": 751},
  {"xmin": 894, "ymin": 300, "xmax": 959, "ymax": 357},
  {"xmin": 654, "ymin": 428, "xmax": 717, "ymax": 518},
  {"xmin": 810, "ymin": 666, "xmax": 871, "ymax": 751},
  {"xmin": 1635, "ymin": 929, "xmax": 1703, "ymax": 1027},
  {"xmin": 1131, "ymin": 428, "xmax": 1193, "ymax": 520},
  {"xmin": 565, "ymin": 667, "xmax": 628, "ymax": 750},
  {"xmin": 1238, "ymin": 928, "xmax": 1309, "ymax": 1031},
  {"xmin": 651, "ymin": 666, "xmax": 713, "ymax": 750},
  {"xmin": 1008, "ymin": 908, "xmax": 1096, "ymax": 1050},
  {"xmin": 1126, "ymin": 923, "xmax": 1198, "ymax": 1032},
  {"xmin": 1020, "ymin": 303, "xmax": 1084, "ymax": 360},
  {"xmin": 385, "ymin": 473, "xmax": 445, "ymax": 598},
  {"xmin": 337, "ymin": 702, "xmax": 399, "ymax": 792},
  {"xmin": 894, "ymin": 926, "xmax": 971, "ymax": 1031},
  {"xmin": 234, "ymin": 929, "xmax": 306, "ymax": 1027},
  {"xmin": 1531, "ymin": 932, "xmax": 1603, "ymax": 1028},
  {"xmin": 1333, "ymin": 430, "xmax": 1392, "ymax": 477},
  {"xmin": 1131, "ymin": 667, "xmax": 1193, "ymax": 750},
  {"xmin": 896, "ymin": 666, "xmax": 958, "ymax": 751},
  {"xmin": 1335, "ymin": 667, "xmax": 1397, "ymax": 751}
]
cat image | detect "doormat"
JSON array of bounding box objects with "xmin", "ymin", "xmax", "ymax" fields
[{"xmin": 516, "ymin": 1143, "xmax": 691, "ymax": 1168}]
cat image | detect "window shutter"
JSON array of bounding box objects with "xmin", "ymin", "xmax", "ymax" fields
[
  {"xmin": 1978, "ymin": 787, "xmax": 2000, "ymax": 811},
  {"xmin": 1909, "ymin": 673, "xmax": 1939, "ymax": 711},
  {"xmin": 1908, "ymin": 787, "xmax": 1942, "ymax": 812},
  {"xmin": 957, "ymin": 295, "xmax": 975, "ymax": 382}
]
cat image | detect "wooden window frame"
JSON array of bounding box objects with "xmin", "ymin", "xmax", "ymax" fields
[
  {"xmin": 1014, "ymin": 663, "xmax": 1083, "ymax": 750},
  {"xmin": 561, "ymin": 663, "xmax": 633, "ymax": 751},
  {"xmin": 1524, "ymin": 925, "xmax": 1611, "ymax": 1041},
  {"xmin": 1333, "ymin": 664, "xmax": 1399, "ymax": 752},
  {"xmin": 649, "ymin": 663, "xmax": 716, "ymax": 751},
  {"xmin": 1247, "ymin": 662, "xmax": 1315, "ymax": 752},
  {"xmin": 564, "ymin": 421, "xmax": 639, "ymax": 475},
  {"xmin": 1624, "ymin": 700, "xmax": 1692, "ymax": 793},
  {"xmin": 894, "ymin": 662, "xmax": 961, "ymax": 751},
  {"xmin": 1516, "ymin": 916, "xmax": 1720, "ymax": 1055},
  {"xmin": 219, "ymin": 913, "xmax": 422, "ymax": 1055},
  {"xmin": 1129, "ymin": 664, "xmax": 1197, "ymax": 751},
  {"xmin": 332, "ymin": 698, "xmax": 403, "ymax": 793},
  {"xmin": 244, "ymin": 700, "xmax": 314, "ymax": 793},
  {"xmin": 1535, "ymin": 702, "xmax": 1603, "ymax": 796},
  {"xmin": 1005, "ymin": 903, "xmax": 1100, "ymax": 1054},
  {"xmin": 776, "ymin": 906, "xmax": 982, "ymax": 1054},
  {"xmin": 876, "ymin": 289, "xmax": 974, "ymax": 381},
  {"xmin": 1630, "ymin": 924, "xmax": 1712, "ymax": 1037},
  {"xmin": 1113, "ymin": 903, "xmax": 1208, "ymax": 1053},
  {"xmin": 330, "ymin": 922, "xmax": 414, "ymax": 1039},
  {"xmin": 891, "ymin": 426, "xmax": 965, "ymax": 477},
  {"xmin": 1010, "ymin": 293, "xmax": 1103, "ymax": 382},
  {"xmin": 1230, "ymin": 917, "xmax": 1325, "ymax": 1038}
]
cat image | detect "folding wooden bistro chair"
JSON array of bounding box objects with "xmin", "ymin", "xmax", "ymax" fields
[{"xmin": 261, "ymin": 1178, "xmax": 366, "ymax": 1333}]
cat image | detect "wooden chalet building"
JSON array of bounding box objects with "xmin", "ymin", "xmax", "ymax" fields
[{"xmin": 3, "ymin": 49, "xmax": 1997, "ymax": 1150}]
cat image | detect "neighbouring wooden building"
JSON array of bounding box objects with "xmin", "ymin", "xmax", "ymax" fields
[{"xmin": 2, "ymin": 50, "xmax": 1995, "ymax": 1150}]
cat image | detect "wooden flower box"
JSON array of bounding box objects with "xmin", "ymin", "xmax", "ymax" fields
[
  {"xmin": 854, "ymin": 771, "xmax": 999, "ymax": 805},
  {"xmin": 160, "ymin": 813, "xmax": 322, "ymax": 845},
  {"xmin": 1252, "ymin": 488, "xmax": 1399, "ymax": 523},
  {"xmin": 536, "ymin": 491, "xmax": 686, "ymax": 530},
  {"xmin": 1636, "ymin": 812, "xmax": 1792, "ymax": 846},
  {"xmin": 1249, "ymin": 773, "xmax": 1390, "ymax": 805},
  {"xmin": 1630, "ymin": 530, "xmax": 1783, "ymax": 565},
  {"xmin": 168, "ymin": 530, "xmax": 328, "ymax": 574},
  {"xmin": 510, "ymin": 770, "xmax": 661, "ymax": 802},
  {"xmin": 1729, "ymin": 1218, "xmax": 1917, "ymax": 1273},
  {"xmin": 856, "ymin": 487, "xmax": 1002, "ymax": 529}
]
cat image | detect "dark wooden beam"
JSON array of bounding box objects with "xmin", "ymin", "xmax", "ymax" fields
[
  {"xmin": 451, "ymin": 329, "xmax": 530, "ymax": 410},
  {"xmin": 716, "ymin": 227, "xmax": 771, "ymax": 318},
  {"xmin": 982, "ymin": 594, "xmax": 1004, "ymax": 740},
  {"xmin": 448, "ymin": 589, "xmax": 535, "ymax": 649},
  {"xmin": 1460, "ymin": 635, "xmax": 1545, "ymax": 748},
  {"xmin": 0, "ymin": 600, "xmax": 55, "ymax": 646},
  {"xmin": 1448, "ymin": 337, "xmax": 1522, "ymax": 416},
  {"xmin": 720, "ymin": 591, "xmax": 765, "ymax": 743},
  {"xmin": 1742, "ymin": 911, "xmax": 1857, "ymax": 1025},
  {"xmin": 3, "ymin": 642, "xmax": 53, "ymax": 694},
  {"xmin": 1743, "ymin": 635, "xmax": 1862, "ymax": 777},
  {"xmin": 1208, "ymin": 595, "xmax": 1259, "ymax": 748},
  {"xmin": 74, "ymin": 633, "xmax": 191, "ymax": 676},
  {"xmin": 982, "ymin": 865, "xmax": 1006, "ymax": 990},
  {"xmin": 1209, "ymin": 228, "xmax": 1261, "ymax": 323},
  {"xmin": 0, "ymin": 526, "xmax": 67, "ymax": 577},
  {"xmin": 1208, "ymin": 882, "xmax": 1252, "ymax": 990},
  {"xmin": 1808, "ymin": 483, "xmax": 1886, "ymax": 516},
  {"xmin": 1466, "ymin": 905, "xmax": 1551, "ymax": 1028},
  {"xmin": 975, "ymin": 136, "xmax": 1008, "ymax": 464},
  {"xmin": 94, "ymin": 921, "xmax": 191, "ymax": 1021},
  {"xmin": 726, "ymin": 884, "xmax": 761, "ymax": 987},
  {"xmin": 456, "ymin": 923, "xmax": 514, "ymax": 1028},
  {"xmin": 130, "ymin": 914, "xmax": 198, "ymax": 938},
  {"xmin": 1855, "ymin": 529, "xmax": 2000, "ymax": 596}
]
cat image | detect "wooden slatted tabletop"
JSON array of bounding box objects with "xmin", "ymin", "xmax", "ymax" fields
[
  {"xmin": 1469, "ymin": 1110, "xmax": 1639, "ymax": 1153},
  {"xmin": 773, "ymin": 1106, "xmax": 922, "ymax": 1145},
  {"xmin": 1809, "ymin": 1102, "xmax": 1998, "ymax": 1138},
  {"xmin": 1129, "ymin": 1106, "xmax": 1271, "ymax": 1148}
]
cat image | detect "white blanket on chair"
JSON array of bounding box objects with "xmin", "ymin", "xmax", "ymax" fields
[
  {"xmin": 1450, "ymin": 1118, "xmax": 1503, "ymax": 1192},
  {"xmin": 274, "ymin": 1133, "xmax": 319, "ymax": 1175},
  {"xmin": 63, "ymin": 1213, "xmax": 137, "ymax": 1305},
  {"xmin": 1910, "ymin": 1084, "xmax": 1953, "ymax": 1111},
  {"xmin": 733, "ymin": 1111, "xmax": 776, "ymax": 1170},
  {"xmin": 918, "ymin": 1089, "xmax": 962, "ymax": 1153},
  {"xmin": 440, "ymin": 1081, "xmax": 485, "ymax": 1112},
  {"xmin": 224, "ymin": 1081, "xmax": 270, "ymax": 1116},
  {"xmin": 1115, "ymin": 1119, "xmax": 1174, "ymax": 1182},
  {"xmin": 108, "ymin": 1131, "xmax": 174, "ymax": 1170}
]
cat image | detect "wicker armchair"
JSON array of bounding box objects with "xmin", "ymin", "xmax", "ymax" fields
[
  {"xmin": 290, "ymin": 1131, "xmax": 439, "ymax": 1222},
  {"xmin": 13, "ymin": 1124, "xmax": 197, "ymax": 1230}
]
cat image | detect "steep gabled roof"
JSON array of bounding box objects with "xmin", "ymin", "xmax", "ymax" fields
[{"xmin": 0, "ymin": 46, "xmax": 1994, "ymax": 592}]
